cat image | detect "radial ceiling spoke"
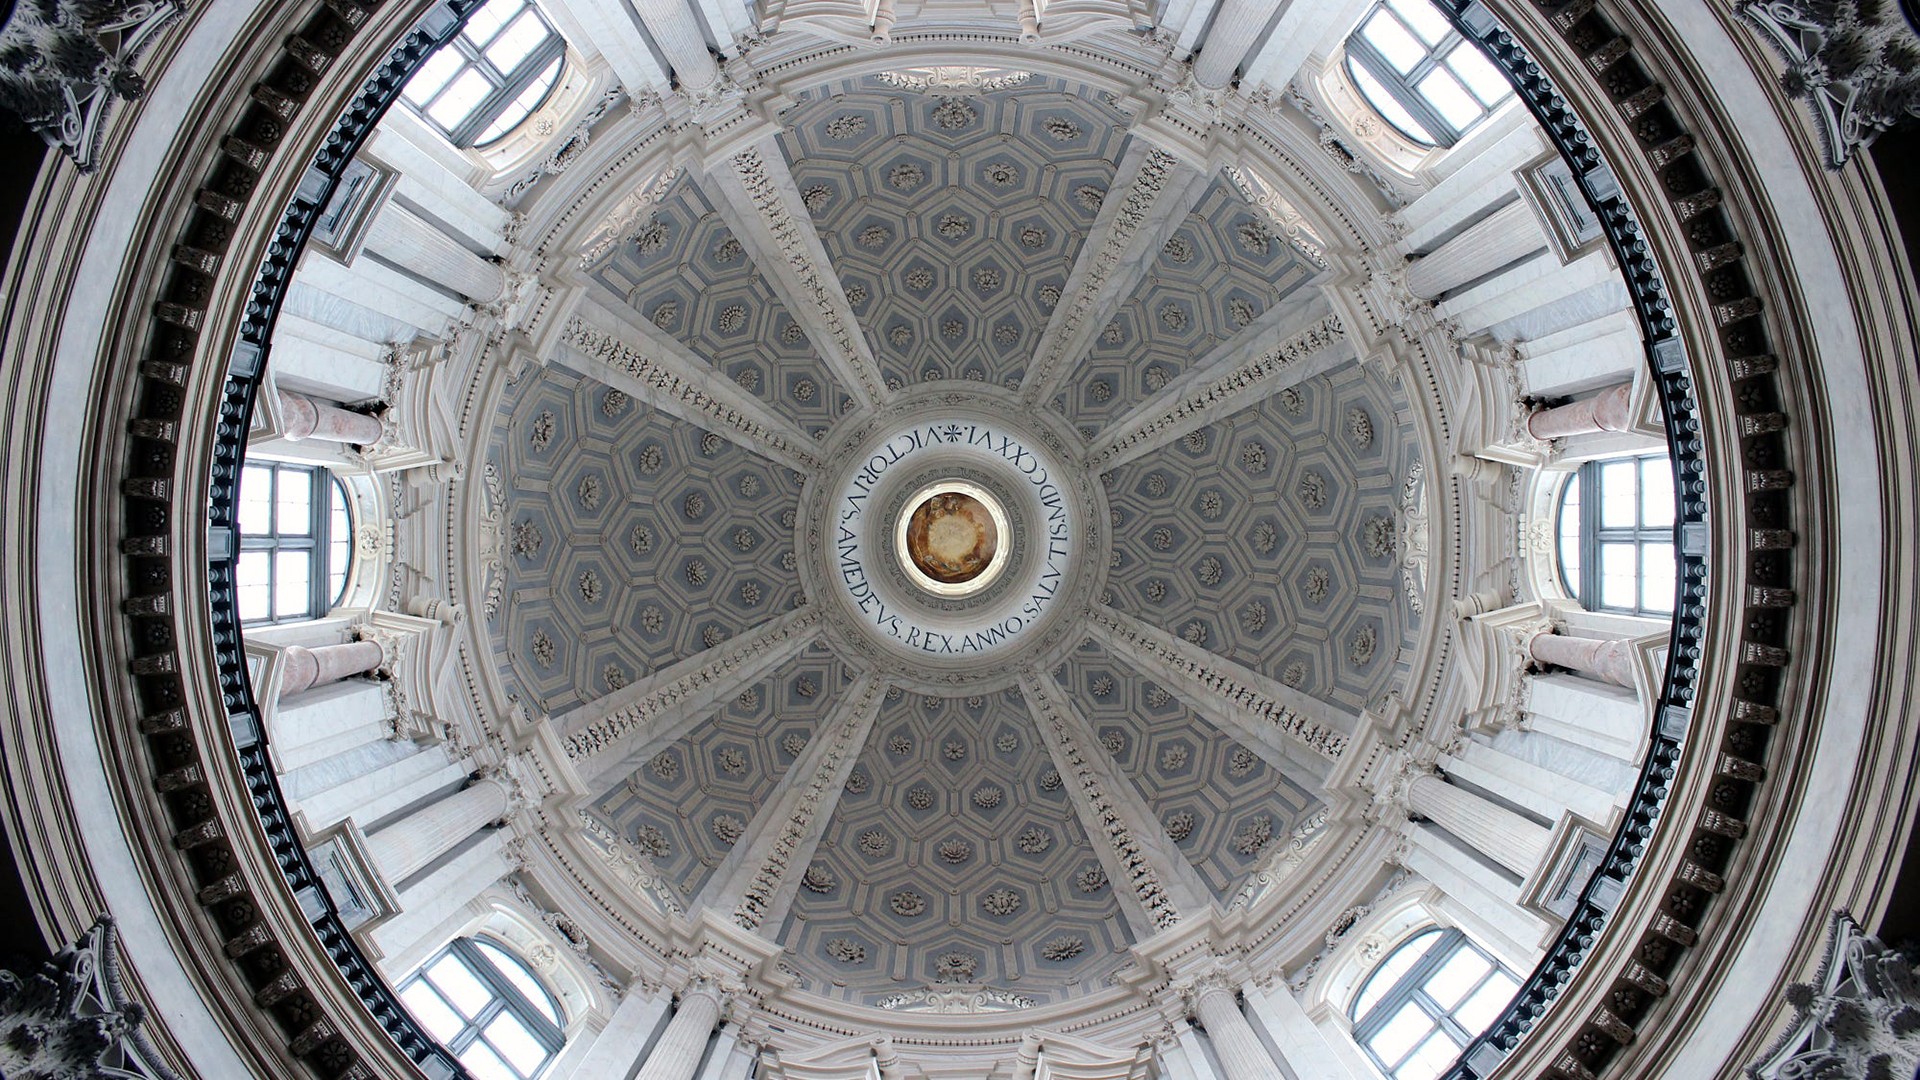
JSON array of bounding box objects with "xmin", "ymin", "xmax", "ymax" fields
[
  {"xmin": 1084, "ymin": 605, "xmax": 1355, "ymax": 777},
  {"xmin": 556, "ymin": 294, "xmax": 826, "ymax": 474},
  {"xmin": 558, "ymin": 606, "xmax": 827, "ymax": 794},
  {"xmin": 700, "ymin": 140, "xmax": 888, "ymax": 410},
  {"xmin": 1017, "ymin": 141, "xmax": 1214, "ymax": 409},
  {"xmin": 1017, "ymin": 669, "xmax": 1215, "ymax": 938},
  {"xmin": 1082, "ymin": 305, "xmax": 1349, "ymax": 472},
  {"xmin": 696, "ymin": 674, "xmax": 886, "ymax": 931}
]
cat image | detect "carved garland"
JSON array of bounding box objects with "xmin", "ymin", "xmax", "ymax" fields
[
  {"xmin": 557, "ymin": 317, "xmax": 825, "ymax": 471},
  {"xmin": 1083, "ymin": 312, "xmax": 1347, "ymax": 469},
  {"xmin": 1020, "ymin": 672, "xmax": 1181, "ymax": 931},
  {"xmin": 729, "ymin": 145, "xmax": 886, "ymax": 406},
  {"xmin": 732, "ymin": 678, "xmax": 882, "ymax": 930},
  {"xmin": 1020, "ymin": 146, "xmax": 1179, "ymax": 402}
]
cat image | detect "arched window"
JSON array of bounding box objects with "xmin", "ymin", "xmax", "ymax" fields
[
  {"xmin": 1343, "ymin": 0, "xmax": 1513, "ymax": 148},
  {"xmin": 400, "ymin": 937, "xmax": 566, "ymax": 1079},
  {"xmin": 401, "ymin": 0, "xmax": 566, "ymax": 148},
  {"xmin": 236, "ymin": 462, "xmax": 354, "ymax": 625},
  {"xmin": 1351, "ymin": 929, "xmax": 1520, "ymax": 1080},
  {"xmin": 1556, "ymin": 452, "xmax": 1677, "ymax": 617}
]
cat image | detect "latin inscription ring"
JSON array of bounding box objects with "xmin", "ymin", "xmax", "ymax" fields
[{"xmin": 801, "ymin": 386, "xmax": 1109, "ymax": 692}]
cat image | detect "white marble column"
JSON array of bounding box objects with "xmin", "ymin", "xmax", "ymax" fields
[
  {"xmin": 1394, "ymin": 119, "xmax": 1546, "ymax": 249},
  {"xmin": 1442, "ymin": 741, "xmax": 1617, "ymax": 826},
  {"xmin": 1191, "ymin": 980, "xmax": 1280, "ymax": 1080},
  {"xmin": 1399, "ymin": 832, "xmax": 1551, "ymax": 968},
  {"xmin": 1526, "ymin": 383, "xmax": 1634, "ymax": 440},
  {"xmin": 370, "ymin": 829, "xmax": 512, "ymax": 971},
  {"xmin": 288, "ymin": 743, "xmax": 468, "ymax": 834},
  {"xmin": 1404, "ymin": 200, "xmax": 1544, "ymax": 301},
  {"xmin": 1405, "ymin": 773, "xmax": 1549, "ymax": 879},
  {"xmin": 693, "ymin": 1023, "xmax": 753, "ymax": 1080},
  {"xmin": 1194, "ymin": 0, "xmax": 1286, "ymax": 86},
  {"xmin": 364, "ymin": 203, "xmax": 506, "ymax": 307},
  {"xmin": 276, "ymin": 389, "xmax": 384, "ymax": 445},
  {"xmin": 280, "ymin": 640, "xmax": 384, "ymax": 695},
  {"xmin": 1436, "ymin": 247, "xmax": 1620, "ymax": 336},
  {"xmin": 1529, "ymin": 631, "xmax": 1637, "ymax": 688},
  {"xmin": 630, "ymin": 0, "xmax": 719, "ymax": 90},
  {"xmin": 364, "ymin": 773, "xmax": 511, "ymax": 886},
  {"xmin": 557, "ymin": 985, "xmax": 673, "ymax": 1080},
  {"xmin": 269, "ymin": 680, "xmax": 391, "ymax": 772},
  {"xmin": 633, "ymin": 980, "xmax": 725, "ymax": 1080},
  {"xmin": 1241, "ymin": 982, "xmax": 1369, "ymax": 1080},
  {"xmin": 1241, "ymin": 0, "xmax": 1373, "ymax": 93},
  {"xmin": 1517, "ymin": 309, "xmax": 1643, "ymax": 398}
]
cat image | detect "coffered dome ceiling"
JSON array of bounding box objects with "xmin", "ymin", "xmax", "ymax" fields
[{"xmin": 487, "ymin": 69, "xmax": 1418, "ymax": 1009}]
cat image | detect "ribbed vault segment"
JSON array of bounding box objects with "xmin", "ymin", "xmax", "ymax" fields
[
  {"xmin": 1053, "ymin": 175, "xmax": 1318, "ymax": 436},
  {"xmin": 1051, "ymin": 638, "xmax": 1321, "ymax": 901},
  {"xmin": 778, "ymin": 687, "xmax": 1133, "ymax": 1004},
  {"xmin": 1101, "ymin": 358, "xmax": 1421, "ymax": 713},
  {"xmin": 586, "ymin": 171, "xmax": 854, "ymax": 436},
  {"xmin": 776, "ymin": 75, "xmax": 1131, "ymax": 391},
  {"xmin": 487, "ymin": 365, "xmax": 805, "ymax": 715}
]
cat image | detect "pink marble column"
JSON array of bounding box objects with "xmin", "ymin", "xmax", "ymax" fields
[
  {"xmin": 277, "ymin": 389, "xmax": 384, "ymax": 445},
  {"xmin": 1528, "ymin": 631, "xmax": 1637, "ymax": 688},
  {"xmin": 280, "ymin": 640, "xmax": 384, "ymax": 695},
  {"xmin": 1527, "ymin": 383, "xmax": 1633, "ymax": 440}
]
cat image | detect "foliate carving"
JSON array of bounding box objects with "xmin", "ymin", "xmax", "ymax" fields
[
  {"xmin": 938, "ymin": 840, "xmax": 972, "ymax": 864},
  {"xmin": 728, "ymin": 146, "xmax": 884, "ymax": 405},
  {"xmin": 1086, "ymin": 606, "xmax": 1348, "ymax": 760},
  {"xmin": 825, "ymin": 938, "xmax": 867, "ymax": 964},
  {"xmin": 981, "ymin": 888, "xmax": 1022, "ymax": 916},
  {"xmin": 802, "ymin": 864, "xmax": 836, "ymax": 893},
  {"xmin": 1040, "ymin": 935, "xmax": 1087, "ymax": 961},
  {"xmin": 731, "ymin": 678, "xmax": 882, "ymax": 930},
  {"xmin": 1023, "ymin": 147, "xmax": 1180, "ymax": 401},
  {"xmin": 0, "ymin": 1, "xmax": 180, "ymax": 171},
  {"xmin": 0, "ymin": 917, "xmax": 177, "ymax": 1080},
  {"xmin": 578, "ymin": 166, "xmax": 683, "ymax": 267},
  {"xmin": 1021, "ymin": 672, "xmax": 1181, "ymax": 930},
  {"xmin": 1737, "ymin": 1, "xmax": 1920, "ymax": 168},
  {"xmin": 1749, "ymin": 913, "xmax": 1920, "ymax": 1079},
  {"xmin": 562, "ymin": 607, "xmax": 824, "ymax": 762},
  {"xmin": 889, "ymin": 890, "xmax": 927, "ymax": 916},
  {"xmin": 933, "ymin": 952, "xmax": 978, "ymax": 981},
  {"xmin": 558, "ymin": 318, "xmax": 824, "ymax": 471},
  {"xmin": 1085, "ymin": 314, "xmax": 1347, "ymax": 469}
]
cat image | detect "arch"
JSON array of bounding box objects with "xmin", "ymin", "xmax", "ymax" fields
[
  {"xmin": 401, "ymin": 0, "xmax": 568, "ymax": 148},
  {"xmin": 1340, "ymin": 0, "xmax": 1513, "ymax": 148}
]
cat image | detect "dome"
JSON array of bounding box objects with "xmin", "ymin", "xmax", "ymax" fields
[{"xmin": 1, "ymin": 0, "xmax": 1918, "ymax": 1079}]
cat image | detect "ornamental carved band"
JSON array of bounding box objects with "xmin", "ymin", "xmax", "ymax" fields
[
  {"xmin": 1025, "ymin": 147, "xmax": 1180, "ymax": 399},
  {"xmin": 558, "ymin": 317, "xmax": 824, "ymax": 471},
  {"xmin": 733, "ymin": 679, "xmax": 882, "ymax": 929},
  {"xmin": 1087, "ymin": 606, "xmax": 1349, "ymax": 760},
  {"xmin": 730, "ymin": 146, "xmax": 886, "ymax": 405},
  {"xmin": 563, "ymin": 608, "xmax": 825, "ymax": 761},
  {"xmin": 1022, "ymin": 673, "xmax": 1181, "ymax": 931},
  {"xmin": 1086, "ymin": 313, "xmax": 1346, "ymax": 469}
]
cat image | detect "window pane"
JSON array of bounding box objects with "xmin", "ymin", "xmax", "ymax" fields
[
  {"xmin": 1599, "ymin": 541, "xmax": 1637, "ymax": 610},
  {"xmin": 485, "ymin": 10, "xmax": 548, "ymax": 70},
  {"xmin": 273, "ymin": 551, "xmax": 313, "ymax": 619},
  {"xmin": 1422, "ymin": 946, "xmax": 1491, "ymax": 1010},
  {"xmin": 1599, "ymin": 460, "xmax": 1638, "ymax": 528},
  {"xmin": 403, "ymin": 49, "xmax": 465, "ymax": 106},
  {"xmin": 1640, "ymin": 456, "xmax": 1675, "ymax": 527},
  {"xmin": 1388, "ymin": 0, "xmax": 1451, "ymax": 45},
  {"xmin": 1640, "ymin": 541, "xmax": 1676, "ymax": 614},
  {"xmin": 461, "ymin": 0, "xmax": 521, "ymax": 48},
  {"xmin": 478, "ymin": 56, "xmax": 561, "ymax": 144},
  {"xmin": 1397, "ymin": 1029, "xmax": 1466, "ymax": 1080},
  {"xmin": 428, "ymin": 69, "xmax": 495, "ymax": 130},
  {"xmin": 1355, "ymin": 929, "xmax": 1442, "ymax": 1020},
  {"xmin": 477, "ymin": 941, "xmax": 561, "ymax": 1026},
  {"xmin": 1415, "ymin": 67, "xmax": 1482, "ymax": 129},
  {"xmin": 275, "ymin": 468, "xmax": 313, "ymax": 535},
  {"xmin": 458, "ymin": 1040, "xmax": 521, "ymax": 1080},
  {"xmin": 428, "ymin": 953, "xmax": 497, "ymax": 1020},
  {"xmin": 1362, "ymin": 11, "xmax": 1428, "ymax": 73},
  {"xmin": 1348, "ymin": 60, "xmax": 1436, "ymax": 145},
  {"xmin": 1447, "ymin": 45, "xmax": 1512, "ymax": 107},
  {"xmin": 401, "ymin": 982, "xmax": 466, "ymax": 1043},
  {"xmin": 1558, "ymin": 475, "xmax": 1582, "ymax": 591},
  {"xmin": 1370, "ymin": 1001, "xmax": 1437, "ymax": 1068},
  {"xmin": 484, "ymin": 1013, "xmax": 550, "ymax": 1075},
  {"xmin": 237, "ymin": 551, "xmax": 272, "ymax": 622},
  {"xmin": 1453, "ymin": 971, "xmax": 1520, "ymax": 1034},
  {"xmin": 239, "ymin": 465, "xmax": 274, "ymax": 536}
]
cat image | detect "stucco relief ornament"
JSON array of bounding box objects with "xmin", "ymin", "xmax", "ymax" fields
[
  {"xmin": 889, "ymin": 891, "xmax": 927, "ymax": 917},
  {"xmin": 1738, "ymin": 0, "xmax": 1920, "ymax": 168},
  {"xmin": 933, "ymin": 952, "xmax": 978, "ymax": 981},
  {"xmin": 802, "ymin": 865, "xmax": 836, "ymax": 893},
  {"xmin": 981, "ymin": 889, "xmax": 1022, "ymax": 916},
  {"xmin": 0, "ymin": 1, "xmax": 180, "ymax": 171},
  {"xmin": 1748, "ymin": 912, "xmax": 1920, "ymax": 1079},
  {"xmin": 0, "ymin": 916, "xmax": 175, "ymax": 1080}
]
